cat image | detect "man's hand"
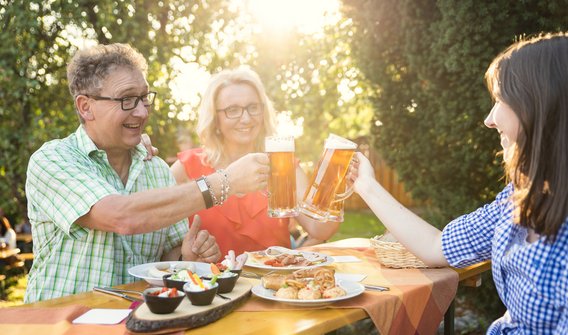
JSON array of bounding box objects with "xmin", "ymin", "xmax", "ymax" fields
[
  {"xmin": 225, "ymin": 153, "xmax": 270, "ymax": 196},
  {"xmin": 181, "ymin": 215, "xmax": 221, "ymax": 263}
]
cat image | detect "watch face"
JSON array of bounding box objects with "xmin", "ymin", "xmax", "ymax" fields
[{"xmin": 196, "ymin": 177, "xmax": 208, "ymax": 191}]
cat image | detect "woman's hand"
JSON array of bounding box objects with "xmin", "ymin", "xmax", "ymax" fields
[
  {"xmin": 140, "ymin": 134, "xmax": 159, "ymax": 161},
  {"xmin": 225, "ymin": 153, "xmax": 270, "ymax": 195},
  {"xmin": 353, "ymin": 152, "xmax": 376, "ymax": 194}
]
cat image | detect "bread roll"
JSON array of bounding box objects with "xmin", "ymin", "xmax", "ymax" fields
[{"xmin": 261, "ymin": 273, "xmax": 287, "ymax": 290}]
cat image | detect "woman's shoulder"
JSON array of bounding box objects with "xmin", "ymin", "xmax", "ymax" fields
[
  {"xmin": 177, "ymin": 148, "xmax": 213, "ymax": 177},
  {"xmin": 177, "ymin": 148, "xmax": 204, "ymax": 162}
]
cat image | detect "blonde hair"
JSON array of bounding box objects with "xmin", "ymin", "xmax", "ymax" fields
[{"xmin": 197, "ymin": 67, "xmax": 277, "ymax": 167}]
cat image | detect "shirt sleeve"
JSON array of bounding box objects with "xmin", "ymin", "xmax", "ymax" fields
[
  {"xmin": 553, "ymin": 259, "xmax": 568, "ymax": 334},
  {"xmin": 442, "ymin": 184, "xmax": 513, "ymax": 268},
  {"xmin": 26, "ymin": 143, "xmax": 119, "ymax": 239}
]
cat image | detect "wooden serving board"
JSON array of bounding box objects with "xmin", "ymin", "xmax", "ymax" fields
[{"xmin": 126, "ymin": 279, "xmax": 253, "ymax": 334}]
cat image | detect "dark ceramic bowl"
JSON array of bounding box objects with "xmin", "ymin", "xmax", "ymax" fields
[
  {"xmin": 143, "ymin": 287, "xmax": 185, "ymax": 314},
  {"xmin": 202, "ymin": 272, "xmax": 239, "ymax": 293},
  {"xmin": 183, "ymin": 282, "xmax": 218, "ymax": 306},
  {"xmin": 163, "ymin": 273, "xmax": 189, "ymax": 291},
  {"xmin": 229, "ymin": 269, "xmax": 242, "ymax": 278}
]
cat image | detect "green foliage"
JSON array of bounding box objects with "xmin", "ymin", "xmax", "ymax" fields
[
  {"xmin": 252, "ymin": 18, "xmax": 374, "ymax": 163},
  {"xmin": 0, "ymin": 0, "xmax": 240, "ymax": 222},
  {"xmin": 342, "ymin": 0, "xmax": 568, "ymax": 222}
]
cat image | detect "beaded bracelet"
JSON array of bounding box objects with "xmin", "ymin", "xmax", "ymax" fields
[
  {"xmin": 202, "ymin": 175, "xmax": 220, "ymax": 206},
  {"xmin": 216, "ymin": 169, "xmax": 230, "ymax": 204}
]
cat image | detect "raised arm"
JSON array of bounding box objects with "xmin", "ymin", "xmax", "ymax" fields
[
  {"xmin": 76, "ymin": 153, "xmax": 269, "ymax": 235},
  {"xmin": 353, "ymin": 152, "xmax": 448, "ymax": 267}
]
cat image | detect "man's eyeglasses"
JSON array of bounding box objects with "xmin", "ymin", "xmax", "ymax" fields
[
  {"xmin": 84, "ymin": 91, "xmax": 157, "ymax": 111},
  {"xmin": 216, "ymin": 103, "xmax": 264, "ymax": 119}
]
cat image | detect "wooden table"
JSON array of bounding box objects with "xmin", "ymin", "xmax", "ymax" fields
[
  {"xmin": 14, "ymin": 240, "xmax": 491, "ymax": 335},
  {"xmin": 16, "ymin": 234, "xmax": 33, "ymax": 244},
  {"xmin": 0, "ymin": 248, "xmax": 20, "ymax": 262},
  {"xmin": 22, "ymin": 279, "xmax": 368, "ymax": 334}
]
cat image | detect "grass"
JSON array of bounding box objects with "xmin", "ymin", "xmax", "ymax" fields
[
  {"xmin": 330, "ymin": 210, "xmax": 385, "ymax": 242},
  {"xmin": 0, "ymin": 276, "xmax": 27, "ymax": 307}
]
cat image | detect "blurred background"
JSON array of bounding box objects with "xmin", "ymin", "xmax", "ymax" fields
[{"xmin": 1, "ymin": 0, "xmax": 567, "ymax": 332}]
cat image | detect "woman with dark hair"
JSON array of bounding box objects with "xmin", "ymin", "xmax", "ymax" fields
[
  {"xmin": 0, "ymin": 208, "xmax": 16, "ymax": 250},
  {"xmin": 353, "ymin": 32, "xmax": 568, "ymax": 333}
]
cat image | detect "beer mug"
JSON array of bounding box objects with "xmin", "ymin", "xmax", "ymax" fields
[
  {"xmin": 265, "ymin": 136, "xmax": 299, "ymax": 218},
  {"xmin": 300, "ymin": 134, "xmax": 357, "ymax": 221},
  {"xmin": 327, "ymin": 178, "xmax": 345, "ymax": 222}
]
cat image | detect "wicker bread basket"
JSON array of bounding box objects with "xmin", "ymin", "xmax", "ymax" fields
[{"xmin": 370, "ymin": 234, "xmax": 429, "ymax": 269}]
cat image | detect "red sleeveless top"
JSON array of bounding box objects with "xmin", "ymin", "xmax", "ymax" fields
[{"xmin": 178, "ymin": 149, "xmax": 291, "ymax": 257}]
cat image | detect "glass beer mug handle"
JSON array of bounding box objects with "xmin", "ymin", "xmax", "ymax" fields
[{"xmin": 333, "ymin": 179, "xmax": 353, "ymax": 201}]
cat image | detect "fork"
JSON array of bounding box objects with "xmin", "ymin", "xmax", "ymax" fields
[
  {"xmin": 363, "ymin": 284, "xmax": 390, "ymax": 292},
  {"xmin": 97, "ymin": 286, "xmax": 144, "ymax": 296}
]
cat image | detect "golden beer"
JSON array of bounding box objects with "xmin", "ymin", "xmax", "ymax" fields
[
  {"xmin": 328, "ymin": 179, "xmax": 346, "ymax": 222},
  {"xmin": 265, "ymin": 136, "xmax": 298, "ymax": 218},
  {"xmin": 300, "ymin": 134, "xmax": 356, "ymax": 221}
]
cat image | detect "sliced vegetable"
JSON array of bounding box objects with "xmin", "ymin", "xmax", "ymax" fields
[
  {"xmin": 187, "ymin": 270, "xmax": 198, "ymax": 285},
  {"xmin": 193, "ymin": 273, "xmax": 205, "ymax": 288},
  {"xmin": 211, "ymin": 263, "xmax": 221, "ymax": 275},
  {"xmin": 216, "ymin": 262, "xmax": 228, "ymax": 272}
]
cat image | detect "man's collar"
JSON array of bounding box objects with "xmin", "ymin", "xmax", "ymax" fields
[
  {"xmin": 75, "ymin": 125, "xmax": 147, "ymax": 162},
  {"xmin": 76, "ymin": 125, "xmax": 101, "ymax": 157}
]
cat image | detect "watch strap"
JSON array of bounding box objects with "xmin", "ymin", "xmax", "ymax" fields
[{"xmin": 196, "ymin": 177, "xmax": 213, "ymax": 209}]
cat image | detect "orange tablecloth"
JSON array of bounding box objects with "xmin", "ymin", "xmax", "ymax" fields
[
  {"xmin": 239, "ymin": 241, "xmax": 458, "ymax": 335},
  {"xmin": 0, "ymin": 305, "xmax": 128, "ymax": 335},
  {"xmin": 0, "ymin": 239, "xmax": 458, "ymax": 335}
]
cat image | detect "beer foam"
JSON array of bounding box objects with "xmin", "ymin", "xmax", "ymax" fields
[
  {"xmin": 324, "ymin": 134, "xmax": 357, "ymax": 149},
  {"xmin": 265, "ymin": 136, "xmax": 295, "ymax": 152}
]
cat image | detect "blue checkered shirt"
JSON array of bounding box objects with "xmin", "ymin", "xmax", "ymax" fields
[{"xmin": 442, "ymin": 184, "xmax": 568, "ymax": 334}]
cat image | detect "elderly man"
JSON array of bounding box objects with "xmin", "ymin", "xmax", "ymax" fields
[{"xmin": 25, "ymin": 43, "xmax": 269, "ymax": 302}]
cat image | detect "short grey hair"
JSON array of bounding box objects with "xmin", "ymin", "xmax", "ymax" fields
[{"xmin": 66, "ymin": 43, "xmax": 148, "ymax": 123}]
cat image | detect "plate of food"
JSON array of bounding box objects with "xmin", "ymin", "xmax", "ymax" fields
[
  {"xmin": 251, "ymin": 268, "xmax": 364, "ymax": 307},
  {"xmin": 128, "ymin": 261, "xmax": 211, "ymax": 286},
  {"xmin": 245, "ymin": 246, "xmax": 332, "ymax": 270}
]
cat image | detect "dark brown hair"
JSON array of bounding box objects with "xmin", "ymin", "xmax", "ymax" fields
[{"xmin": 485, "ymin": 32, "xmax": 568, "ymax": 238}]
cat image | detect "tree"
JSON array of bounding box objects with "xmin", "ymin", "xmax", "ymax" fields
[
  {"xmin": 343, "ymin": 0, "xmax": 568, "ymax": 221},
  {"xmin": 0, "ymin": 0, "xmax": 240, "ymax": 222},
  {"xmin": 251, "ymin": 17, "xmax": 374, "ymax": 163}
]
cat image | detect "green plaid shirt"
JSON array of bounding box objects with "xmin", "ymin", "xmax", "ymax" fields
[{"xmin": 25, "ymin": 126, "xmax": 188, "ymax": 302}]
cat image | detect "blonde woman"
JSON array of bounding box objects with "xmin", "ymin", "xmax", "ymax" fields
[{"xmin": 170, "ymin": 67, "xmax": 339, "ymax": 256}]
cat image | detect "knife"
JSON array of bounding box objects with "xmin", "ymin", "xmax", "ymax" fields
[{"xmin": 93, "ymin": 286, "xmax": 143, "ymax": 302}]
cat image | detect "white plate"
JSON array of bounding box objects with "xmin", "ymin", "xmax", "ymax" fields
[
  {"xmin": 128, "ymin": 261, "xmax": 211, "ymax": 286},
  {"xmin": 251, "ymin": 280, "xmax": 365, "ymax": 307},
  {"xmin": 245, "ymin": 250, "xmax": 333, "ymax": 270}
]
